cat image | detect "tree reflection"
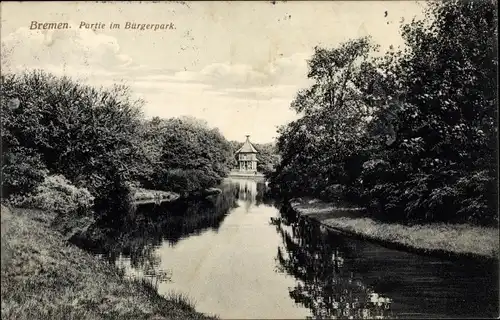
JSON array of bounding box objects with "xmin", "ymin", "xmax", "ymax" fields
[
  {"xmin": 256, "ymin": 181, "xmax": 275, "ymax": 206},
  {"xmin": 226, "ymin": 178, "xmax": 274, "ymax": 209},
  {"xmin": 225, "ymin": 178, "xmax": 272, "ymax": 209},
  {"xmin": 75, "ymin": 182, "xmax": 239, "ymax": 272},
  {"xmin": 272, "ymin": 204, "xmax": 393, "ymax": 319}
]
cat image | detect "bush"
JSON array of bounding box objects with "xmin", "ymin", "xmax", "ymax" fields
[
  {"xmin": 24, "ymin": 175, "xmax": 94, "ymax": 215},
  {"xmin": 455, "ymin": 170, "xmax": 497, "ymax": 224},
  {"xmin": 1, "ymin": 147, "xmax": 48, "ymax": 199},
  {"xmin": 1, "ymin": 71, "xmax": 235, "ymax": 219},
  {"xmin": 142, "ymin": 117, "xmax": 232, "ymax": 194},
  {"xmin": 319, "ymin": 184, "xmax": 345, "ymax": 201},
  {"xmin": 154, "ymin": 169, "xmax": 218, "ymax": 195}
]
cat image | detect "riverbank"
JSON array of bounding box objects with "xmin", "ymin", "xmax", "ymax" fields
[
  {"xmin": 133, "ymin": 187, "xmax": 224, "ymax": 205},
  {"xmin": 133, "ymin": 188, "xmax": 180, "ymax": 204},
  {"xmin": 0, "ymin": 205, "xmax": 216, "ymax": 320},
  {"xmin": 227, "ymin": 171, "xmax": 266, "ymax": 180},
  {"xmin": 290, "ymin": 198, "xmax": 499, "ymax": 261}
]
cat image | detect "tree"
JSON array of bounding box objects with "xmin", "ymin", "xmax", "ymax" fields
[
  {"xmin": 360, "ymin": 0, "xmax": 498, "ymax": 224},
  {"xmin": 254, "ymin": 142, "xmax": 280, "ymax": 177},
  {"xmin": 142, "ymin": 117, "xmax": 233, "ymax": 195},
  {"xmin": 1, "ymin": 70, "xmax": 148, "ymax": 216},
  {"xmin": 270, "ymin": 38, "xmax": 380, "ymax": 199},
  {"xmin": 272, "ymin": 0, "xmax": 498, "ymax": 225}
]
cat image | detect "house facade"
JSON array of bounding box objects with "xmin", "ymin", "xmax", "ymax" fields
[{"xmin": 235, "ymin": 135, "xmax": 258, "ymax": 172}]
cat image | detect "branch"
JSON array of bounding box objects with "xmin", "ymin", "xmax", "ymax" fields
[{"xmin": 337, "ymin": 57, "xmax": 356, "ymax": 110}]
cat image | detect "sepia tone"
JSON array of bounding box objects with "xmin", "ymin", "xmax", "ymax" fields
[{"xmin": 1, "ymin": 1, "xmax": 498, "ymax": 319}]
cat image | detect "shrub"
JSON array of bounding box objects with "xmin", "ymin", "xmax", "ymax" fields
[
  {"xmin": 319, "ymin": 184, "xmax": 345, "ymax": 202},
  {"xmin": 155, "ymin": 169, "xmax": 218, "ymax": 195},
  {"xmin": 1, "ymin": 147, "xmax": 48, "ymax": 199},
  {"xmin": 25, "ymin": 175, "xmax": 94, "ymax": 215}
]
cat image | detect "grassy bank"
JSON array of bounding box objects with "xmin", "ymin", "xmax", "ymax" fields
[
  {"xmin": 0, "ymin": 205, "xmax": 216, "ymax": 320},
  {"xmin": 133, "ymin": 188, "xmax": 180, "ymax": 203},
  {"xmin": 290, "ymin": 198, "xmax": 499, "ymax": 260}
]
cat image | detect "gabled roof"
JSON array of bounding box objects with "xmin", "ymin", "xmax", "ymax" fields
[{"xmin": 236, "ymin": 135, "xmax": 258, "ymax": 154}]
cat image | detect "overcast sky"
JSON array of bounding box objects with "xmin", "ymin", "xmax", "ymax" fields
[{"xmin": 1, "ymin": 1, "xmax": 426, "ymax": 143}]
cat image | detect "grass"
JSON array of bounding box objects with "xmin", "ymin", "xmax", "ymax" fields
[
  {"xmin": 290, "ymin": 198, "xmax": 499, "ymax": 260},
  {"xmin": 0, "ymin": 205, "xmax": 215, "ymax": 320},
  {"xmin": 163, "ymin": 291, "xmax": 197, "ymax": 312}
]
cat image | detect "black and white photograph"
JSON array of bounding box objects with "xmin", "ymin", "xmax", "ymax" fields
[{"xmin": 0, "ymin": 1, "xmax": 498, "ymax": 319}]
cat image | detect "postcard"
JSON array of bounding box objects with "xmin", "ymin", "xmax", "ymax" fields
[{"xmin": 1, "ymin": 1, "xmax": 498, "ymax": 319}]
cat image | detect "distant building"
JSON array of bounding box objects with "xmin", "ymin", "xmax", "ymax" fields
[{"xmin": 235, "ymin": 135, "xmax": 259, "ymax": 172}]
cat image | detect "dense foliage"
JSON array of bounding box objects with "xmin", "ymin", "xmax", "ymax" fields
[
  {"xmin": 1, "ymin": 71, "xmax": 233, "ymax": 217},
  {"xmin": 21, "ymin": 175, "xmax": 95, "ymax": 215},
  {"xmin": 270, "ymin": 0, "xmax": 498, "ymax": 225},
  {"xmin": 1, "ymin": 71, "xmax": 145, "ymax": 215},
  {"xmin": 140, "ymin": 116, "xmax": 233, "ymax": 195}
]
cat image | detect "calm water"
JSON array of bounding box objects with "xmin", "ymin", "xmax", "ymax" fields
[{"xmin": 86, "ymin": 178, "xmax": 498, "ymax": 319}]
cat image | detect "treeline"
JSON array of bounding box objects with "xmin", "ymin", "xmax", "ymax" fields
[
  {"xmin": 1, "ymin": 71, "xmax": 233, "ymax": 217},
  {"xmin": 229, "ymin": 141, "xmax": 280, "ymax": 176},
  {"xmin": 270, "ymin": 0, "xmax": 498, "ymax": 225}
]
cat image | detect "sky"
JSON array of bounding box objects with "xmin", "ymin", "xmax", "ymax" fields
[{"xmin": 1, "ymin": 1, "xmax": 426, "ymax": 143}]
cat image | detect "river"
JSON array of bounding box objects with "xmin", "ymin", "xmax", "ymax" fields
[{"xmin": 86, "ymin": 177, "xmax": 498, "ymax": 319}]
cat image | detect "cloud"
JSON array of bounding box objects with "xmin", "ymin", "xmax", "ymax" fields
[
  {"xmin": 0, "ymin": 23, "xmax": 307, "ymax": 143},
  {"xmin": 2, "ymin": 22, "xmax": 310, "ymax": 103},
  {"xmin": 148, "ymin": 53, "xmax": 310, "ymax": 85},
  {"xmin": 132, "ymin": 80, "xmax": 211, "ymax": 91},
  {"xmin": 200, "ymin": 63, "xmax": 269, "ymax": 86},
  {"xmin": 127, "ymin": 52, "xmax": 313, "ymax": 101},
  {"xmin": 217, "ymin": 85, "xmax": 302, "ymax": 101},
  {"xmin": 1, "ymin": 23, "xmax": 134, "ymax": 77},
  {"xmin": 192, "ymin": 52, "xmax": 312, "ymax": 89},
  {"xmin": 138, "ymin": 86, "xmax": 299, "ymax": 143}
]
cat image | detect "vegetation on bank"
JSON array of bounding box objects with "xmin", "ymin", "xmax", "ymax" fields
[
  {"xmin": 270, "ymin": 0, "xmax": 498, "ymax": 226},
  {"xmin": 1, "ymin": 71, "xmax": 234, "ymax": 219},
  {"xmin": 0, "ymin": 67, "xmax": 235, "ymax": 318},
  {"xmin": 133, "ymin": 188, "xmax": 180, "ymax": 203},
  {"xmin": 140, "ymin": 117, "xmax": 233, "ymax": 197},
  {"xmin": 0, "ymin": 205, "xmax": 215, "ymax": 320},
  {"xmin": 290, "ymin": 198, "xmax": 499, "ymax": 260}
]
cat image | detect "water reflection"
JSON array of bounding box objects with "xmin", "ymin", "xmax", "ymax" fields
[
  {"xmin": 76, "ymin": 178, "xmax": 498, "ymax": 319},
  {"xmin": 272, "ymin": 204, "xmax": 499, "ymax": 319},
  {"xmin": 80, "ymin": 182, "xmax": 240, "ymax": 269},
  {"xmin": 82, "ymin": 179, "xmax": 271, "ymax": 272},
  {"xmin": 229, "ymin": 177, "xmax": 273, "ymax": 208},
  {"xmin": 272, "ymin": 205, "xmax": 393, "ymax": 319}
]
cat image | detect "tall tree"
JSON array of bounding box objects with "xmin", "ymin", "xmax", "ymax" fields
[
  {"xmin": 1, "ymin": 71, "xmax": 148, "ymax": 214},
  {"xmin": 360, "ymin": 0, "xmax": 498, "ymax": 223},
  {"xmin": 142, "ymin": 117, "xmax": 233, "ymax": 194},
  {"xmin": 271, "ymin": 38, "xmax": 379, "ymax": 199},
  {"xmin": 272, "ymin": 0, "xmax": 498, "ymax": 224}
]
